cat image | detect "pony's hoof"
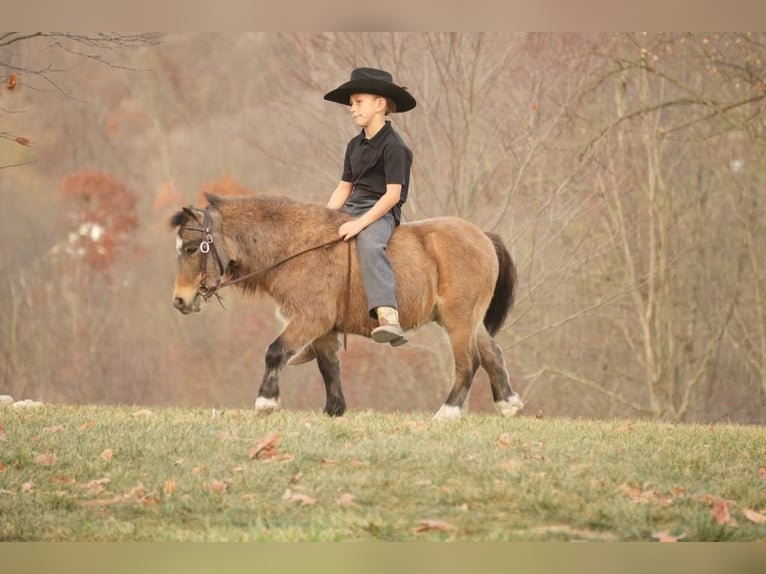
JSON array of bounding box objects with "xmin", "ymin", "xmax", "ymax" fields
[
  {"xmin": 433, "ymin": 404, "xmax": 462, "ymax": 421},
  {"xmin": 495, "ymin": 394, "xmax": 524, "ymax": 417},
  {"xmin": 254, "ymin": 396, "xmax": 279, "ymax": 416}
]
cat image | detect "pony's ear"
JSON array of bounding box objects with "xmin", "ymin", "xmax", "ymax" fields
[
  {"xmin": 183, "ymin": 206, "xmax": 201, "ymax": 223},
  {"xmin": 204, "ymin": 192, "xmax": 222, "ymax": 208},
  {"xmin": 168, "ymin": 206, "xmax": 200, "ymax": 230}
]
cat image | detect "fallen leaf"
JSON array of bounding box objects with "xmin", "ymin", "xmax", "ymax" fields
[
  {"xmin": 337, "ymin": 492, "xmax": 358, "ymax": 507},
  {"xmin": 413, "ymin": 519, "xmax": 457, "ymax": 534},
  {"xmin": 282, "ymin": 489, "xmax": 316, "ymax": 506},
  {"xmin": 131, "ymin": 409, "xmax": 153, "ymax": 418},
  {"xmin": 15, "ymin": 137, "xmax": 31, "ymax": 147},
  {"xmin": 743, "ymin": 508, "xmax": 766, "ymax": 525},
  {"xmin": 79, "ymin": 478, "xmax": 110, "ymax": 497},
  {"xmin": 163, "ymin": 480, "xmax": 178, "ymax": 495},
  {"xmin": 191, "ymin": 465, "xmax": 207, "ymax": 476},
  {"xmin": 712, "ymin": 501, "xmax": 737, "ymax": 526},
  {"xmin": 51, "ymin": 476, "xmax": 76, "ymax": 484},
  {"xmin": 208, "ymin": 480, "xmax": 228, "ymax": 494},
  {"xmin": 0, "ymin": 462, "xmax": 5, "ymax": 472},
  {"xmin": 652, "ymin": 530, "xmax": 686, "ymax": 542},
  {"xmin": 495, "ymin": 433, "xmax": 510, "ymax": 448},
  {"xmin": 79, "ymin": 421, "xmax": 97, "ymax": 431},
  {"xmin": 7, "ymin": 73, "xmax": 18, "ymax": 90},
  {"xmin": 248, "ymin": 432, "xmax": 281, "ymax": 460},
  {"xmin": 34, "ymin": 453, "xmax": 56, "ymax": 466},
  {"xmin": 758, "ymin": 467, "xmax": 766, "ymax": 481},
  {"xmin": 21, "ymin": 481, "xmax": 34, "ymax": 493},
  {"xmin": 127, "ymin": 484, "xmax": 146, "ymax": 500},
  {"xmin": 100, "ymin": 448, "xmax": 114, "ymax": 462},
  {"xmin": 534, "ymin": 410, "xmax": 544, "ymax": 419}
]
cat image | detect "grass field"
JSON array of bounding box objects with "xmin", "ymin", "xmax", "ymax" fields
[{"xmin": 1, "ymin": 404, "xmax": 765, "ymax": 541}]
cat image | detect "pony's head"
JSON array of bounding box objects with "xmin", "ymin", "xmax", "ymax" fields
[{"xmin": 168, "ymin": 199, "xmax": 229, "ymax": 314}]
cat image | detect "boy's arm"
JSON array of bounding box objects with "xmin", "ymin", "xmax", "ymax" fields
[
  {"xmin": 338, "ymin": 183, "xmax": 401, "ymax": 241},
  {"xmin": 327, "ymin": 181, "xmax": 353, "ymax": 210}
]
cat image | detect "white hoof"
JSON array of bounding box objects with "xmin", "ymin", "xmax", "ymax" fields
[
  {"xmin": 433, "ymin": 404, "xmax": 462, "ymax": 421},
  {"xmin": 495, "ymin": 394, "xmax": 524, "ymax": 417},
  {"xmin": 254, "ymin": 396, "xmax": 279, "ymax": 416}
]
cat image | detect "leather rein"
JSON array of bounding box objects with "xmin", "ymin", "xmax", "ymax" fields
[{"xmin": 182, "ymin": 207, "xmax": 353, "ymax": 350}]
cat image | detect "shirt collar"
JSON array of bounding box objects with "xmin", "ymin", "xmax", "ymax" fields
[{"xmin": 359, "ymin": 120, "xmax": 391, "ymax": 147}]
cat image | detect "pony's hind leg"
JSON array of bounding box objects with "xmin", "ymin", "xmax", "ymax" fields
[
  {"xmin": 313, "ymin": 333, "xmax": 346, "ymax": 417},
  {"xmin": 477, "ymin": 326, "xmax": 523, "ymax": 417}
]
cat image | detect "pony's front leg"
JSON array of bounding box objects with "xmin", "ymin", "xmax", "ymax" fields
[{"xmin": 254, "ymin": 336, "xmax": 295, "ymax": 415}]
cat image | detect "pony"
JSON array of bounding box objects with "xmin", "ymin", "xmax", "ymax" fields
[{"xmin": 169, "ymin": 193, "xmax": 523, "ymax": 419}]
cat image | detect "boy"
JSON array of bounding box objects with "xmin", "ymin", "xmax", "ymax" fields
[{"xmin": 324, "ymin": 67, "xmax": 416, "ymax": 346}]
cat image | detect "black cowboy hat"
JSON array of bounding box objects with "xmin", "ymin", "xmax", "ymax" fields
[{"xmin": 323, "ymin": 67, "xmax": 416, "ymax": 113}]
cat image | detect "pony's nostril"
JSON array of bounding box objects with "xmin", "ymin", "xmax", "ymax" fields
[{"xmin": 173, "ymin": 297, "xmax": 185, "ymax": 310}]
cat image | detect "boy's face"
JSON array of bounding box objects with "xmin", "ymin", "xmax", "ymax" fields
[{"xmin": 349, "ymin": 93, "xmax": 385, "ymax": 128}]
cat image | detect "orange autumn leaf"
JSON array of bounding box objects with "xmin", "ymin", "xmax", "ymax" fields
[
  {"xmin": 495, "ymin": 433, "xmax": 510, "ymax": 447},
  {"xmin": 34, "ymin": 453, "xmax": 57, "ymax": 466},
  {"xmin": 15, "ymin": 136, "xmax": 31, "ymax": 146},
  {"xmin": 743, "ymin": 508, "xmax": 766, "ymax": 525},
  {"xmin": 282, "ymin": 489, "xmax": 316, "ymax": 506},
  {"xmin": 100, "ymin": 448, "xmax": 114, "ymax": 462},
  {"xmin": 248, "ymin": 432, "xmax": 281, "ymax": 460},
  {"xmin": 208, "ymin": 480, "xmax": 228, "ymax": 494},
  {"xmin": 712, "ymin": 501, "xmax": 737, "ymax": 526},
  {"xmin": 7, "ymin": 73, "xmax": 18, "ymax": 90},
  {"xmin": 413, "ymin": 519, "xmax": 457, "ymax": 534},
  {"xmin": 163, "ymin": 480, "xmax": 178, "ymax": 495},
  {"xmin": 79, "ymin": 421, "xmax": 97, "ymax": 431},
  {"xmin": 337, "ymin": 492, "xmax": 359, "ymax": 508},
  {"xmin": 652, "ymin": 530, "xmax": 686, "ymax": 542}
]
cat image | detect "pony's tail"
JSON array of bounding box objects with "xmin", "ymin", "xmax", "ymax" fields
[{"xmin": 483, "ymin": 232, "xmax": 517, "ymax": 337}]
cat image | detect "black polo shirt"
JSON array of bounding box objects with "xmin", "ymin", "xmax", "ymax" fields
[{"xmin": 341, "ymin": 121, "xmax": 412, "ymax": 225}]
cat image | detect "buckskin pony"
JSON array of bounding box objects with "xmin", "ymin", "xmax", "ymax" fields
[{"xmin": 169, "ymin": 193, "xmax": 523, "ymax": 420}]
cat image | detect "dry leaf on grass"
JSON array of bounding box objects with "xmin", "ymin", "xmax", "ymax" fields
[
  {"xmin": 495, "ymin": 433, "xmax": 510, "ymax": 447},
  {"xmin": 21, "ymin": 481, "xmax": 34, "ymax": 493},
  {"xmin": 712, "ymin": 501, "xmax": 738, "ymax": 526},
  {"xmin": 79, "ymin": 420, "xmax": 97, "ymax": 431},
  {"xmin": 100, "ymin": 449, "xmax": 114, "ymax": 462},
  {"xmin": 248, "ymin": 432, "xmax": 282, "ymax": 460},
  {"xmin": 413, "ymin": 519, "xmax": 457, "ymax": 534},
  {"xmin": 33, "ymin": 453, "xmax": 57, "ymax": 466},
  {"xmin": 208, "ymin": 480, "xmax": 229, "ymax": 494},
  {"xmin": 282, "ymin": 489, "xmax": 317, "ymax": 506},
  {"xmin": 163, "ymin": 480, "xmax": 178, "ymax": 495},
  {"xmin": 337, "ymin": 492, "xmax": 359, "ymax": 507},
  {"xmin": 743, "ymin": 508, "xmax": 766, "ymax": 525},
  {"xmin": 652, "ymin": 531, "xmax": 686, "ymax": 542}
]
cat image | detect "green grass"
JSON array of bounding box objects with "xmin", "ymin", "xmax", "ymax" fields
[{"xmin": 1, "ymin": 404, "xmax": 765, "ymax": 541}]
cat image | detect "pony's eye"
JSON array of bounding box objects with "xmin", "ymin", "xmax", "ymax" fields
[{"xmin": 185, "ymin": 245, "xmax": 198, "ymax": 255}]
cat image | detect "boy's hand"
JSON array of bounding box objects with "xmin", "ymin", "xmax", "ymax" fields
[{"xmin": 338, "ymin": 220, "xmax": 365, "ymax": 241}]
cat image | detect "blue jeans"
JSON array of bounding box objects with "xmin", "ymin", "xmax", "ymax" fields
[{"xmin": 342, "ymin": 203, "xmax": 398, "ymax": 317}]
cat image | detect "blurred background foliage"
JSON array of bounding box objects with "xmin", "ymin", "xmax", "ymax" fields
[{"xmin": 1, "ymin": 33, "xmax": 765, "ymax": 422}]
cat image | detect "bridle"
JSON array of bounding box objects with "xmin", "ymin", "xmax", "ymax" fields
[{"xmin": 180, "ymin": 207, "xmax": 354, "ymax": 349}]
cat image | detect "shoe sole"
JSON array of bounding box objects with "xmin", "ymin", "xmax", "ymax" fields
[{"xmin": 371, "ymin": 327, "xmax": 408, "ymax": 346}]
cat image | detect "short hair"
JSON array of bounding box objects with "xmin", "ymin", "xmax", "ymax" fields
[{"xmin": 384, "ymin": 97, "xmax": 397, "ymax": 115}]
